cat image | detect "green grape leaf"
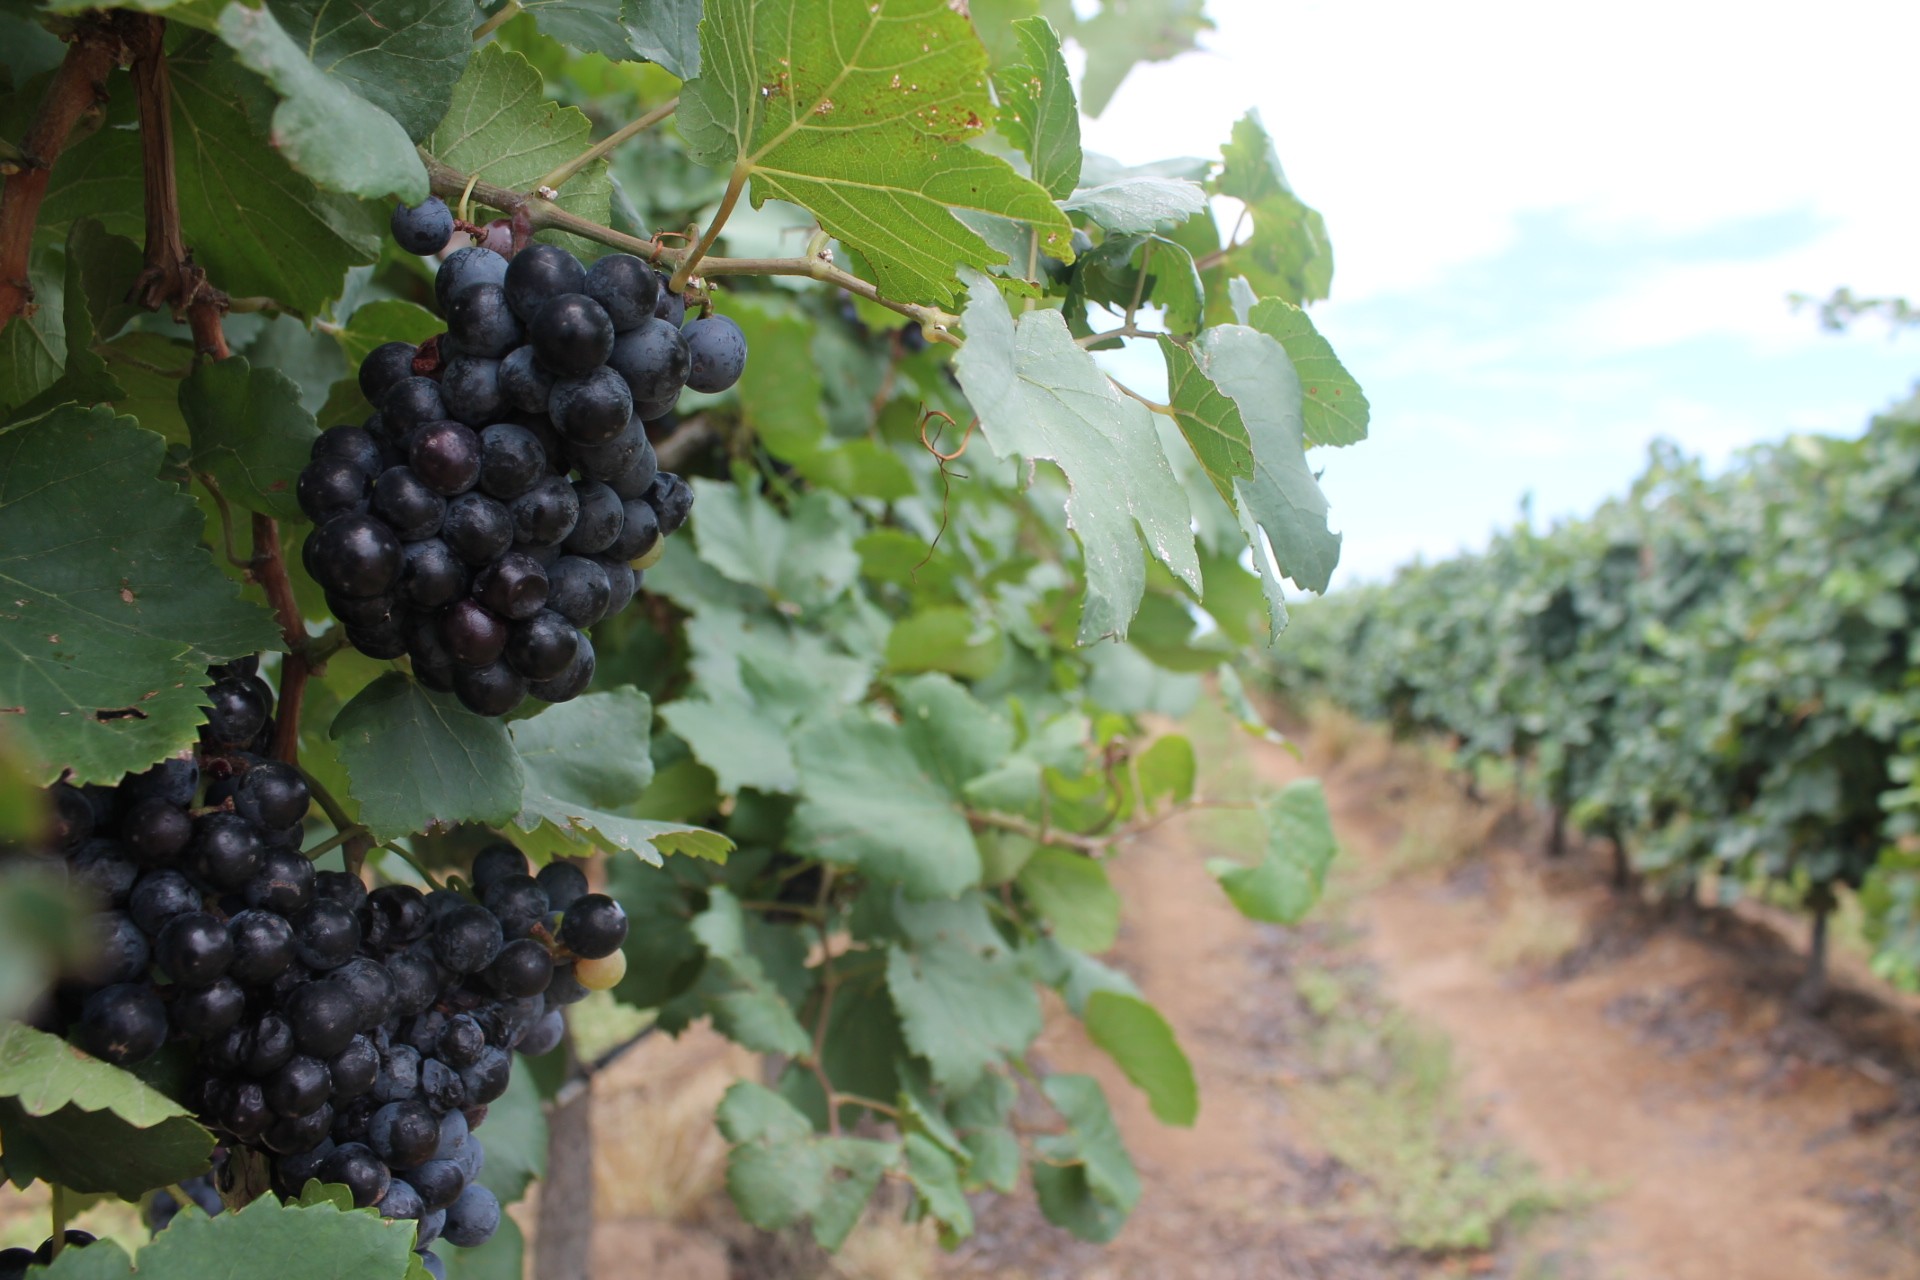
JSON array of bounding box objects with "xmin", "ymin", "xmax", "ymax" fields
[
  {"xmin": 886, "ymin": 895, "xmax": 1041, "ymax": 1091},
  {"xmin": 689, "ymin": 481, "xmax": 861, "ymax": 613},
  {"xmin": 518, "ymin": 0, "xmax": 635, "ymax": 62},
  {"xmin": 605, "ymin": 854, "xmax": 705, "ymax": 1009},
  {"xmin": 717, "ymin": 1081, "xmax": 827, "ymax": 1228},
  {"xmin": 215, "ymin": 3, "xmax": 428, "ymax": 201},
  {"xmin": 884, "ymin": 607, "xmax": 1005, "ymax": 681},
  {"xmin": 954, "ymin": 266, "xmax": 1200, "ymax": 642},
  {"xmin": 1016, "ymin": 847, "xmax": 1119, "ymax": 953},
  {"xmin": 894, "ymin": 673, "xmax": 1012, "ymax": 792},
  {"xmin": 1161, "ymin": 326, "xmax": 1340, "ymax": 629},
  {"xmin": 1073, "ymin": 232, "xmax": 1203, "ymax": 335},
  {"xmin": 266, "ymin": 0, "xmax": 472, "ymax": 142},
  {"xmin": 511, "ymin": 687, "xmax": 731, "ymax": 862},
  {"xmin": 950, "ymin": 1072, "xmax": 1019, "ymax": 1191},
  {"xmin": 331, "ymin": 673, "xmax": 525, "ymax": 841},
  {"xmin": 1209, "ymin": 779, "xmax": 1336, "ymax": 923},
  {"xmin": 904, "ymin": 1132, "xmax": 973, "ymax": 1235},
  {"xmin": 0, "ymin": 1022, "xmax": 215, "ymax": 1198},
  {"xmin": 1065, "ymin": 177, "xmax": 1206, "ymax": 234},
  {"xmin": 0, "ymin": 408, "xmax": 282, "ymax": 785},
  {"xmin": 65, "ymin": 219, "xmax": 148, "ymax": 344},
  {"xmin": 0, "ymin": 243, "xmax": 68, "ymax": 420},
  {"xmin": 789, "ymin": 710, "xmax": 982, "ymax": 897},
  {"xmin": 661, "ymin": 689, "xmax": 798, "ymax": 794},
  {"xmin": 1083, "ymin": 990, "xmax": 1196, "ymax": 1125},
  {"xmin": 1238, "ymin": 296, "xmax": 1369, "ymax": 449},
  {"xmin": 168, "ymin": 33, "xmax": 384, "ymax": 312},
  {"xmin": 992, "ymin": 17, "xmax": 1080, "ymax": 201},
  {"xmin": 691, "ymin": 889, "xmax": 811, "ymax": 1056},
  {"xmin": 1, "ymin": 230, "xmax": 125, "ymax": 429},
  {"xmin": 1212, "ymin": 110, "xmax": 1333, "ymax": 306},
  {"xmin": 1074, "ymin": 0, "xmax": 1212, "ymax": 117},
  {"xmin": 679, "ymin": 0, "xmax": 1071, "ymax": 306},
  {"xmin": 477, "ymin": 1056, "xmax": 546, "ymax": 1204},
  {"xmin": 728, "ymin": 295, "xmax": 827, "ymax": 457},
  {"xmin": 1031, "ymin": 1073, "xmax": 1139, "ymax": 1242},
  {"xmin": 1135, "ymin": 733, "xmax": 1195, "ymax": 811},
  {"xmin": 425, "ymin": 45, "xmax": 613, "ymax": 258},
  {"xmin": 33, "ymin": 1191, "xmax": 420, "ymax": 1278},
  {"xmin": 178, "ymin": 355, "xmax": 319, "ymax": 521},
  {"xmin": 624, "ymin": 0, "xmax": 703, "ymax": 78},
  {"xmin": 809, "ymin": 1137, "xmax": 896, "ymax": 1250}
]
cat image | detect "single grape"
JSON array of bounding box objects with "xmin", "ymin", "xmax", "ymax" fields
[
  {"xmin": 410, "ymin": 1159, "xmax": 466, "ymax": 1212},
  {"xmin": 266, "ymin": 1054, "xmax": 333, "ymax": 1117},
  {"xmin": 434, "ymin": 246, "xmax": 509, "ymax": 312},
  {"xmin": 441, "ymin": 492, "xmax": 516, "ymax": 565},
  {"xmin": 472, "ymin": 552, "xmax": 549, "ymax": 621},
  {"xmin": 480, "ymin": 873, "xmax": 549, "ymax": 937},
  {"xmin": 486, "ymin": 938, "xmax": 554, "ymax": 998},
  {"xmin": 332, "ymin": 956, "xmax": 398, "ymax": 1030},
  {"xmin": 235, "ymin": 761, "xmax": 311, "ymax": 829},
  {"xmin": 217, "ymin": 1079, "xmax": 272, "ymax": 1141},
  {"xmin": 471, "ymin": 843, "xmax": 528, "ymax": 887},
  {"xmin": 574, "ymin": 948, "xmax": 628, "ymax": 990},
  {"xmin": 530, "ymin": 293, "xmax": 615, "ymax": 377},
  {"xmin": 379, "ymin": 1179, "xmax": 426, "ymax": 1223},
  {"xmin": 406, "ymin": 617, "xmax": 459, "ymax": 694},
  {"xmin": 367, "ymin": 883, "xmax": 432, "ymax": 950},
  {"xmin": 647, "ymin": 471, "xmax": 695, "ymax": 536},
  {"xmin": 447, "ymin": 281, "xmax": 523, "ymax": 360},
  {"xmin": 535, "ymin": 860, "xmax": 589, "ymax": 912},
  {"xmin": 243, "ymin": 847, "xmax": 316, "ymax": 915},
  {"xmin": 371, "ymin": 466, "xmax": 447, "ymax": 542},
  {"xmin": 128, "ymin": 868, "xmax": 200, "ymax": 934},
  {"xmin": 417, "ymin": 1249, "xmax": 448, "ymax": 1280},
  {"xmin": 126, "ymin": 756, "xmax": 200, "ymax": 808},
  {"xmin": 69, "ymin": 838, "xmax": 137, "ymax": 904},
  {"xmin": 583, "ymin": 253, "xmax": 661, "ymax": 331},
  {"xmin": 519, "ymin": 1007, "xmax": 565, "ymax": 1057},
  {"xmin": 314, "ymin": 869, "xmax": 369, "ymax": 911},
  {"xmin": 313, "ymin": 423, "xmax": 389, "ymax": 478},
  {"xmin": 561, "ymin": 480, "xmax": 624, "ymax": 555},
  {"xmin": 359, "ymin": 343, "xmax": 418, "ymax": 407},
  {"xmin": 607, "ymin": 317, "xmax": 691, "ymax": 406},
  {"xmin": 654, "ymin": 275, "xmax": 687, "ymax": 325},
  {"xmin": 287, "ymin": 979, "xmax": 361, "ymax": 1057},
  {"xmin": 606, "ymin": 436, "xmax": 661, "ymax": 500},
  {"xmin": 244, "ymin": 1010, "xmax": 299, "ymax": 1078},
  {"xmin": 606, "ymin": 497, "xmax": 660, "ymax": 562},
  {"xmin": 476, "ymin": 423, "xmax": 547, "ymax": 500},
  {"xmin": 157, "ymin": 911, "xmax": 234, "ymax": 986},
  {"xmin": 370, "ymin": 1099, "xmax": 440, "ymax": 1167},
  {"xmin": 545, "ymin": 556, "xmax": 611, "ymax": 629},
  {"xmin": 503, "ymin": 243, "xmax": 587, "ymax": 322},
  {"xmin": 87, "ymin": 910, "xmax": 151, "ymax": 985},
  {"xmin": 457, "ymin": 1046, "xmax": 512, "ymax": 1106},
  {"xmin": 202, "ymin": 677, "xmax": 269, "ymax": 749},
  {"xmin": 438, "ymin": 356, "xmax": 507, "ymax": 428},
  {"xmin": 681, "ymin": 314, "xmax": 748, "ymax": 393},
  {"xmin": 597, "ymin": 560, "xmax": 637, "ymax": 623},
  {"xmin": 410, "ymin": 421, "xmax": 483, "ymax": 496},
  {"xmin": 320, "ymin": 1142, "xmax": 392, "ymax": 1209},
  {"xmin": 374, "ymin": 1042, "xmax": 423, "ymax": 1104},
  {"xmin": 419, "ymin": 1057, "xmax": 466, "ymax": 1113},
  {"xmin": 399, "ymin": 538, "xmax": 469, "ymax": 610},
  {"xmin": 508, "ymin": 475, "xmax": 581, "ymax": 546},
  {"xmin": 74, "ymin": 983, "xmax": 166, "ymax": 1064},
  {"xmin": 545, "ymin": 962, "xmax": 590, "ymax": 1006},
  {"xmin": 390, "ymin": 197, "xmax": 454, "ymax": 255},
  {"xmin": 559, "ymin": 892, "xmax": 628, "ymax": 958},
  {"xmin": 452, "ymin": 659, "xmax": 527, "ymax": 717},
  {"xmin": 190, "ymin": 812, "xmax": 264, "ymax": 891},
  {"xmin": 326, "ymin": 590, "xmax": 398, "ymax": 630},
  {"xmin": 442, "ymin": 600, "xmax": 509, "ymax": 667},
  {"xmin": 309, "ymin": 513, "xmax": 404, "ymax": 598},
  {"xmin": 550, "ymin": 366, "xmax": 634, "ymax": 447},
  {"xmin": 436, "ymin": 1014, "xmax": 486, "ymax": 1069},
  {"xmin": 528, "ymin": 631, "xmax": 596, "ymax": 704},
  {"xmin": 381, "ymin": 376, "xmax": 449, "ymax": 443},
  {"xmin": 443, "ymin": 1181, "xmax": 501, "ymax": 1248},
  {"xmin": 433, "ymin": 904, "xmax": 503, "ymax": 973},
  {"xmin": 330, "ymin": 1035, "xmax": 379, "ymax": 1099},
  {"xmin": 498, "ymin": 345, "xmax": 555, "ymax": 415},
  {"xmin": 293, "ymin": 900, "xmax": 363, "ymax": 970},
  {"xmin": 571, "ymin": 416, "xmax": 647, "ymax": 484},
  {"xmin": 171, "ymin": 976, "xmax": 246, "ymax": 1037},
  {"xmin": 504, "ymin": 610, "xmax": 580, "ymax": 681},
  {"xmin": 273, "ymin": 1137, "xmax": 336, "ymax": 1195},
  {"xmin": 297, "ymin": 457, "xmax": 373, "ymax": 523}
]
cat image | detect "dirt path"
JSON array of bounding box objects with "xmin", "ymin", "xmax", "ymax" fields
[{"xmin": 942, "ymin": 728, "xmax": 1920, "ymax": 1280}]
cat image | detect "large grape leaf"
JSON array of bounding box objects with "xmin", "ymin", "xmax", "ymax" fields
[
  {"xmin": 425, "ymin": 45, "xmax": 612, "ymax": 258},
  {"xmin": 1064, "ymin": 177, "xmax": 1206, "ymax": 234},
  {"xmin": 331, "ymin": 674, "xmax": 525, "ymax": 841},
  {"xmin": 1031, "ymin": 1073, "xmax": 1138, "ymax": 1242},
  {"xmin": 0, "ymin": 1022, "xmax": 215, "ymax": 1199},
  {"xmin": 168, "ymin": 33, "xmax": 384, "ymax": 312},
  {"xmin": 690, "ymin": 889, "xmax": 811, "ymax": 1055},
  {"xmin": 904, "ymin": 1132, "xmax": 972, "ymax": 1235},
  {"xmin": 1209, "ymin": 779, "xmax": 1337, "ymax": 923},
  {"xmin": 953, "ymin": 266, "xmax": 1199, "ymax": 642},
  {"xmin": 717, "ymin": 1081, "xmax": 900, "ymax": 1241},
  {"xmin": 1074, "ymin": 0, "xmax": 1212, "ymax": 117},
  {"xmin": 34, "ymin": 1193, "xmax": 419, "ymax": 1279},
  {"xmin": 992, "ymin": 17, "xmax": 1080, "ymax": 201},
  {"xmin": 689, "ymin": 481, "xmax": 861, "ymax": 614},
  {"xmin": 1212, "ymin": 111, "xmax": 1333, "ymax": 307},
  {"xmin": 0, "ymin": 243, "xmax": 67, "ymax": 419},
  {"xmin": 885, "ymin": 894, "xmax": 1041, "ymax": 1091},
  {"xmin": 266, "ymin": 0, "xmax": 472, "ymax": 141},
  {"xmin": 1233, "ymin": 290, "xmax": 1369, "ymax": 449},
  {"xmin": 679, "ymin": 0, "xmax": 1071, "ymax": 306},
  {"xmin": 517, "ymin": 0, "xmax": 634, "ymax": 62},
  {"xmin": 789, "ymin": 709, "xmax": 982, "ymax": 898},
  {"xmin": 1161, "ymin": 326, "xmax": 1340, "ymax": 632},
  {"xmin": 178, "ymin": 356, "xmax": 318, "ymax": 522},
  {"xmin": 0, "ymin": 409, "xmax": 282, "ymax": 785},
  {"xmin": 1083, "ymin": 990, "xmax": 1196, "ymax": 1125},
  {"xmin": 625, "ymin": 0, "xmax": 702, "ymax": 79},
  {"xmin": 215, "ymin": 2, "xmax": 428, "ymax": 201},
  {"xmin": 1016, "ymin": 847, "xmax": 1118, "ymax": 952},
  {"xmin": 510, "ymin": 687, "xmax": 732, "ymax": 862}
]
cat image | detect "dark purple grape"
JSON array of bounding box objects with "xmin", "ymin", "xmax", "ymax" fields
[
  {"xmin": 535, "ymin": 860, "xmax": 589, "ymax": 912},
  {"xmin": 70, "ymin": 838, "xmax": 137, "ymax": 904},
  {"xmin": 647, "ymin": 472, "xmax": 694, "ymax": 536},
  {"xmin": 471, "ymin": 552, "xmax": 549, "ymax": 621},
  {"xmin": 682, "ymin": 314, "xmax": 747, "ymax": 393},
  {"xmin": 457, "ymin": 1046, "xmax": 512, "ymax": 1107},
  {"xmin": 452, "ymin": 660, "xmax": 527, "ymax": 717},
  {"xmin": 447, "ymin": 283, "xmax": 523, "ymax": 359},
  {"xmin": 443, "ymin": 600, "xmax": 508, "ymax": 667},
  {"xmin": 263, "ymin": 1101, "xmax": 333, "ymax": 1155},
  {"xmin": 410, "ymin": 1159, "xmax": 466, "ymax": 1211},
  {"xmin": 173, "ymin": 977, "xmax": 246, "ymax": 1037},
  {"xmin": 312, "ymin": 424, "xmax": 388, "ymax": 478},
  {"xmin": 359, "ymin": 343, "xmax": 418, "ymax": 407},
  {"xmin": 545, "ymin": 962, "xmax": 590, "ymax": 1006},
  {"xmin": 471, "ymin": 843, "xmax": 528, "ymax": 887},
  {"xmin": 309, "ymin": 513, "xmax": 403, "ymax": 598},
  {"xmin": 326, "ymin": 591, "xmax": 398, "ymax": 629},
  {"xmin": 435, "ymin": 247, "xmax": 509, "ymax": 311},
  {"xmin": 545, "ymin": 556, "xmax": 610, "ymax": 629},
  {"xmin": 509, "ymin": 475, "xmax": 580, "ymax": 546},
  {"xmin": 157, "ymin": 911, "xmax": 233, "ymax": 985},
  {"xmin": 190, "ymin": 813, "xmax": 264, "ymax": 891},
  {"xmin": 530, "ymin": 293, "xmax": 614, "ymax": 377},
  {"xmin": 332, "ymin": 956, "xmax": 397, "ymax": 1030},
  {"xmin": 366, "ymin": 884, "xmax": 431, "ymax": 950},
  {"xmin": 203, "ymin": 677, "xmax": 269, "ymax": 749},
  {"xmin": 287, "ymin": 979, "xmax": 360, "ymax": 1057},
  {"xmin": 370, "ymin": 1098, "xmax": 441, "ymax": 1167},
  {"xmin": 584, "ymin": 253, "xmax": 660, "ymax": 331},
  {"xmin": 419, "ymin": 1057, "xmax": 466, "ymax": 1113},
  {"xmin": 433, "ymin": 904, "xmax": 503, "ymax": 973},
  {"xmin": 504, "ymin": 244, "xmax": 586, "ymax": 322},
  {"xmin": 74, "ymin": 983, "xmax": 166, "ymax": 1064},
  {"xmin": 605, "ymin": 436, "xmax": 661, "ymax": 500},
  {"xmin": 597, "ymin": 557, "xmax": 638, "ymax": 617},
  {"xmin": 388, "ymin": 949, "xmax": 441, "ymax": 1018},
  {"xmin": 371, "ymin": 466, "xmax": 446, "ymax": 541},
  {"xmin": 127, "ymin": 756, "xmax": 200, "ymax": 808},
  {"xmin": 314, "ymin": 870, "xmax": 368, "ymax": 911},
  {"xmin": 406, "ymin": 617, "xmax": 458, "ymax": 693},
  {"xmin": 217, "ymin": 1080, "xmax": 272, "ymax": 1140},
  {"xmin": 374, "ymin": 1042, "xmax": 422, "ymax": 1107},
  {"xmin": 481, "ymin": 873, "xmax": 548, "ymax": 937},
  {"xmin": 330, "ymin": 1035, "xmax": 379, "ymax": 1099},
  {"xmin": 381, "ymin": 377, "xmax": 448, "ymax": 443},
  {"xmin": 438, "ymin": 355, "xmax": 506, "ymax": 428},
  {"xmin": 504, "ymin": 610, "xmax": 580, "ymax": 682},
  {"xmin": 298, "ymin": 458, "xmax": 373, "ymax": 523},
  {"xmin": 529, "ymin": 631, "xmax": 595, "ymax": 703},
  {"xmin": 266, "ymin": 1054, "xmax": 332, "ymax": 1117},
  {"xmin": 379, "ymin": 1179, "xmax": 426, "ymax": 1223},
  {"xmin": 129, "ymin": 869, "xmax": 200, "ymax": 935},
  {"xmin": 293, "ymin": 901, "xmax": 362, "ymax": 971},
  {"xmin": 410, "ymin": 421, "xmax": 482, "ymax": 496},
  {"xmin": 243, "ymin": 847, "xmax": 316, "ymax": 915},
  {"xmin": 476, "ymin": 423, "xmax": 547, "ymax": 500},
  {"xmin": 122, "ymin": 798, "xmax": 191, "ymax": 867},
  {"xmin": 87, "ymin": 911, "xmax": 150, "ymax": 984},
  {"xmin": 441, "ymin": 493, "xmax": 515, "ymax": 565},
  {"xmin": 654, "ymin": 276, "xmax": 686, "ymax": 325},
  {"xmin": 519, "ymin": 1007, "xmax": 565, "ymax": 1057},
  {"xmin": 400, "ymin": 539, "xmax": 469, "ymax": 609},
  {"xmin": 561, "ymin": 480, "xmax": 623, "ymax": 555},
  {"xmin": 320, "ymin": 1142, "xmax": 391, "ymax": 1209},
  {"xmin": 235, "ymin": 761, "xmax": 311, "ymax": 830},
  {"xmin": 605, "ymin": 497, "xmax": 659, "ymax": 562},
  {"xmin": 486, "ymin": 938, "xmax": 554, "ymax": 998},
  {"xmin": 607, "ymin": 317, "xmax": 690, "ymax": 405},
  {"xmin": 229, "ymin": 909, "xmax": 296, "ymax": 984},
  {"xmin": 559, "ymin": 893, "xmax": 627, "ymax": 959},
  {"xmin": 550, "ymin": 367, "xmax": 633, "ymax": 446},
  {"xmin": 436, "ymin": 1014, "xmax": 486, "ymax": 1069},
  {"xmin": 498, "ymin": 346, "xmax": 555, "ymax": 415},
  {"xmin": 390, "ymin": 197, "xmax": 454, "ymax": 255}
]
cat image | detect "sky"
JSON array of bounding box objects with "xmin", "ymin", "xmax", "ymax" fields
[{"xmin": 1071, "ymin": 0, "xmax": 1920, "ymax": 583}]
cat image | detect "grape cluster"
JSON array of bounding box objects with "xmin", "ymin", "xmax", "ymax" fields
[
  {"xmin": 21, "ymin": 665, "xmax": 631, "ymax": 1274},
  {"xmin": 0, "ymin": 1232, "xmax": 98, "ymax": 1278},
  {"xmin": 299, "ymin": 198, "xmax": 748, "ymax": 718}
]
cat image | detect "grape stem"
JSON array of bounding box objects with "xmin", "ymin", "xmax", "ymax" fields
[
  {"xmin": 1075, "ymin": 322, "xmax": 1163, "ymax": 349},
  {"xmin": 669, "ymin": 162, "xmax": 748, "ymax": 294},
  {"xmin": 248, "ymin": 514, "xmax": 310, "ymax": 766},
  {"xmin": 535, "ymin": 96, "xmax": 680, "ymax": 195},
  {"xmin": 471, "ymin": 0, "xmax": 520, "ymax": 41},
  {"xmin": 48, "ymin": 1184, "xmax": 69, "ymax": 1259},
  {"xmin": 299, "ymin": 767, "xmax": 374, "ymax": 876}
]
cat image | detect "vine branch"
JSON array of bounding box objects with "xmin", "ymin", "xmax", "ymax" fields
[
  {"xmin": 670, "ymin": 162, "xmax": 748, "ymax": 293},
  {"xmin": 0, "ymin": 16, "xmax": 128, "ymax": 333},
  {"xmin": 536, "ymin": 96, "xmax": 679, "ymax": 194}
]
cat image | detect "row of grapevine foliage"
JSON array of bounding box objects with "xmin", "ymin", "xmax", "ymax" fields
[
  {"xmin": 1270, "ymin": 388, "xmax": 1920, "ymax": 991},
  {"xmin": 0, "ymin": 0, "xmax": 1363, "ymax": 1272}
]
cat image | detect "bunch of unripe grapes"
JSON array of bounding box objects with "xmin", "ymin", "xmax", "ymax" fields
[
  {"xmin": 299, "ymin": 195, "xmax": 749, "ymax": 717},
  {"xmin": 16, "ymin": 661, "xmax": 630, "ymax": 1277}
]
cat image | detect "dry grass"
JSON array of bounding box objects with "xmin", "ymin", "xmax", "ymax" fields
[
  {"xmin": 591, "ymin": 1027, "xmax": 757, "ymax": 1222},
  {"xmin": 1303, "ymin": 700, "xmax": 1395, "ymax": 774},
  {"xmin": 1484, "ymin": 876, "xmax": 1588, "ymax": 974},
  {"xmin": 1387, "ymin": 772, "xmax": 1503, "ymax": 877}
]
